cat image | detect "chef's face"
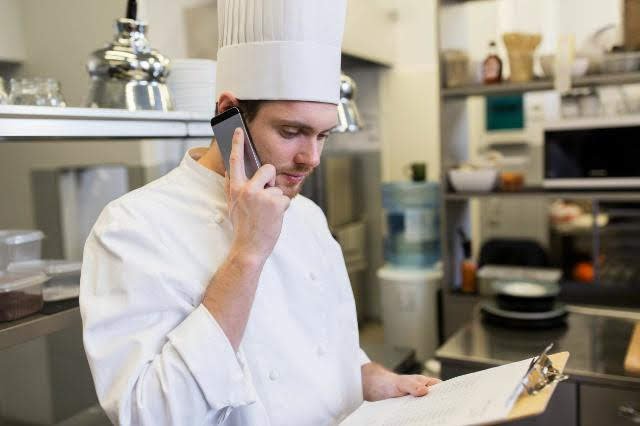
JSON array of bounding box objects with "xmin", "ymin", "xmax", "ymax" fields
[{"xmin": 245, "ymin": 101, "xmax": 338, "ymax": 198}]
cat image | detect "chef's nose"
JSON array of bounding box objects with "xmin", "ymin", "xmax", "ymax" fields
[{"xmin": 295, "ymin": 140, "xmax": 321, "ymax": 168}]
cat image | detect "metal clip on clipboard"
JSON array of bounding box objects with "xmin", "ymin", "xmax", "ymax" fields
[{"xmin": 520, "ymin": 343, "xmax": 569, "ymax": 396}]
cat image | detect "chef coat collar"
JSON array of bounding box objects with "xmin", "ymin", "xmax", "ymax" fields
[{"xmin": 180, "ymin": 147, "xmax": 226, "ymax": 193}]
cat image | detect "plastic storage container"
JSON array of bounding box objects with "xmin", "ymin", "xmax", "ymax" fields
[
  {"xmin": 382, "ymin": 182, "xmax": 440, "ymax": 268},
  {"xmin": 378, "ymin": 265, "xmax": 441, "ymax": 361},
  {"xmin": 0, "ymin": 230, "xmax": 45, "ymax": 268},
  {"xmin": 8, "ymin": 260, "xmax": 81, "ymax": 302},
  {"xmin": 0, "ymin": 272, "xmax": 48, "ymax": 321}
]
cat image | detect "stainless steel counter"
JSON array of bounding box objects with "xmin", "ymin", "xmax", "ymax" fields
[
  {"xmin": 436, "ymin": 308, "xmax": 640, "ymax": 390},
  {"xmin": 0, "ymin": 307, "xmax": 80, "ymax": 350}
]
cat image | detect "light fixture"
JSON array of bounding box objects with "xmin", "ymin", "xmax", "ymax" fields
[{"xmin": 333, "ymin": 73, "xmax": 363, "ymax": 133}]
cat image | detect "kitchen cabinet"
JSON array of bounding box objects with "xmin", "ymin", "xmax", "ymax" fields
[
  {"xmin": 342, "ymin": 0, "xmax": 396, "ymax": 66},
  {"xmin": 580, "ymin": 384, "xmax": 640, "ymax": 426},
  {"xmin": 0, "ymin": 0, "xmax": 27, "ymax": 62}
]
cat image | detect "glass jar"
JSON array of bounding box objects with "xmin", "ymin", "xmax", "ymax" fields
[
  {"xmin": 8, "ymin": 78, "xmax": 66, "ymax": 107},
  {"xmin": 45, "ymin": 79, "xmax": 66, "ymax": 107}
]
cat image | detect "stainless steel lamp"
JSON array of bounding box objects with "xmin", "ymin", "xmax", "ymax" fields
[{"xmin": 333, "ymin": 73, "xmax": 363, "ymax": 133}]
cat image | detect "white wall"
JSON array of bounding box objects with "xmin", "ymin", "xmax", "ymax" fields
[
  {"xmin": 139, "ymin": 0, "xmax": 216, "ymax": 60},
  {"xmin": 381, "ymin": 0, "xmax": 440, "ymax": 183},
  {"xmin": 0, "ymin": 0, "xmax": 27, "ymax": 62},
  {"xmin": 16, "ymin": 0, "xmax": 121, "ymax": 106}
]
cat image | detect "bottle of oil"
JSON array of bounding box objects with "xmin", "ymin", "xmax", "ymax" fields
[{"xmin": 483, "ymin": 41, "xmax": 503, "ymax": 84}]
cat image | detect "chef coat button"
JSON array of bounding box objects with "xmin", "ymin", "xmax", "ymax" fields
[
  {"xmin": 317, "ymin": 346, "xmax": 326, "ymax": 356},
  {"xmin": 269, "ymin": 369, "xmax": 279, "ymax": 381},
  {"xmin": 309, "ymin": 271, "xmax": 317, "ymax": 281},
  {"xmin": 213, "ymin": 212, "xmax": 224, "ymax": 224}
]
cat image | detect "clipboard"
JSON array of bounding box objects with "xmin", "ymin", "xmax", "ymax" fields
[
  {"xmin": 341, "ymin": 344, "xmax": 570, "ymax": 426},
  {"xmin": 508, "ymin": 348, "xmax": 570, "ymax": 422}
]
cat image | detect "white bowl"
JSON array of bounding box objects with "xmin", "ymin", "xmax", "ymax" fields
[
  {"xmin": 571, "ymin": 57, "xmax": 589, "ymax": 77},
  {"xmin": 448, "ymin": 169, "xmax": 498, "ymax": 193},
  {"xmin": 538, "ymin": 55, "xmax": 589, "ymax": 77}
]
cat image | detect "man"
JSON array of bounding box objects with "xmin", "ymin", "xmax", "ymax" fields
[{"xmin": 80, "ymin": 1, "xmax": 438, "ymax": 424}]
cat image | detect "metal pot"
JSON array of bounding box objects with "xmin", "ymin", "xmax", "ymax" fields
[
  {"xmin": 493, "ymin": 281, "xmax": 560, "ymax": 313},
  {"xmin": 86, "ymin": 18, "xmax": 173, "ymax": 111}
]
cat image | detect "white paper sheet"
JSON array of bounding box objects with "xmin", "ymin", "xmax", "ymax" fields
[{"xmin": 341, "ymin": 358, "xmax": 533, "ymax": 426}]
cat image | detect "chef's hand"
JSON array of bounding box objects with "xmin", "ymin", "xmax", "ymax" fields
[
  {"xmin": 225, "ymin": 127, "xmax": 290, "ymax": 263},
  {"xmin": 362, "ymin": 362, "xmax": 441, "ymax": 401}
]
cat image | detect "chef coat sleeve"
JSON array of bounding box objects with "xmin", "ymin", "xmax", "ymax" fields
[
  {"xmin": 359, "ymin": 348, "xmax": 371, "ymax": 366},
  {"xmin": 80, "ymin": 202, "xmax": 256, "ymax": 426}
]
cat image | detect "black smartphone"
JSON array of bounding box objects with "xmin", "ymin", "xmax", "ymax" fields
[{"xmin": 210, "ymin": 106, "xmax": 262, "ymax": 178}]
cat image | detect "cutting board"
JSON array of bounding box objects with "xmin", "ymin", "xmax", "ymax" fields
[{"xmin": 624, "ymin": 322, "xmax": 640, "ymax": 375}]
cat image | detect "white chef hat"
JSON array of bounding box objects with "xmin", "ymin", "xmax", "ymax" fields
[{"xmin": 216, "ymin": 0, "xmax": 346, "ymax": 105}]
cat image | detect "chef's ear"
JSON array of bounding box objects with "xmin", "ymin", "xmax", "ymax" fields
[{"xmin": 216, "ymin": 92, "xmax": 240, "ymax": 114}]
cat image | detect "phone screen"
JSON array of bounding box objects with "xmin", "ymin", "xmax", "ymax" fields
[{"xmin": 210, "ymin": 107, "xmax": 262, "ymax": 178}]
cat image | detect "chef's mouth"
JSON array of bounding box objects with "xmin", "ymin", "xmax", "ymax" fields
[{"xmin": 280, "ymin": 172, "xmax": 308, "ymax": 185}]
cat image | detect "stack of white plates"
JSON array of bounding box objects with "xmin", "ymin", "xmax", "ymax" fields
[{"xmin": 167, "ymin": 59, "xmax": 216, "ymax": 116}]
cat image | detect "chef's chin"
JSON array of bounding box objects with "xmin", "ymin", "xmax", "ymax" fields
[
  {"xmin": 275, "ymin": 179, "xmax": 303, "ymax": 198},
  {"xmin": 275, "ymin": 174, "xmax": 306, "ymax": 198},
  {"xmin": 281, "ymin": 183, "xmax": 304, "ymax": 199}
]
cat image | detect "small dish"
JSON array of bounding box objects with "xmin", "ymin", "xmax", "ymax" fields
[{"xmin": 448, "ymin": 168, "xmax": 498, "ymax": 193}]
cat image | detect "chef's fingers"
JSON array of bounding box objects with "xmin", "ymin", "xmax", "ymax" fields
[
  {"xmin": 224, "ymin": 171, "xmax": 230, "ymax": 198},
  {"xmin": 248, "ymin": 164, "xmax": 277, "ymax": 191},
  {"xmin": 263, "ymin": 186, "xmax": 284, "ymax": 197},
  {"xmin": 264, "ymin": 186, "xmax": 291, "ymax": 211},
  {"xmin": 419, "ymin": 376, "xmax": 441, "ymax": 387},
  {"xmin": 228, "ymin": 127, "xmax": 248, "ymax": 186},
  {"xmin": 396, "ymin": 375, "xmax": 437, "ymax": 397}
]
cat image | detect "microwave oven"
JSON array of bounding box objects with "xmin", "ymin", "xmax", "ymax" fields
[{"xmin": 543, "ymin": 117, "xmax": 640, "ymax": 189}]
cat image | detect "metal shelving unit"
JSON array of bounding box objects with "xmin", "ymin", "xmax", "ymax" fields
[
  {"xmin": 0, "ymin": 106, "xmax": 216, "ymax": 351},
  {"xmin": 436, "ymin": 0, "xmax": 640, "ymax": 338},
  {"xmin": 0, "ymin": 307, "xmax": 80, "ymax": 350},
  {"xmin": 445, "ymin": 190, "xmax": 640, "ymax": 201},
  {"xmin": 0, "ymin": 105, "xmax": 213, "ymax": 139},
  {"xmin": 442, "ymin": 72, "xmax": 640, "ymax": 98}
]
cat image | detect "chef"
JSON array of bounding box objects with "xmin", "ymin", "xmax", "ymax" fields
[{"xmin": 80, "ymin": 0, "xmax": 439, "ymax": 425}]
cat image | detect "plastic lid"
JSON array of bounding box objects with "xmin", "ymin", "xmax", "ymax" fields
[
  {"xmin": 0, "ymin": 230, "xmax": 45, "ymax": 245},
  {"xmin": 377, "ymin": 264, "xmax": 442, "ymax": 282},
  {"xmin": 0, "ymin": 272, "xmax": 48, "ymax": 292},
  {"xmin": 43, "ymin": 285, "xmax": 79, "ymax": 302},
  {"xmin": 8, "ymin": 260, "xmax": 81, "ymax": 276}
]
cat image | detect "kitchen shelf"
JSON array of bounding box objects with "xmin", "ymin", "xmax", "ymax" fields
[
  {"xmin": 0, "ymin": 307, "xmax": 80, "ymax": 350},
  {"xmin": 441, "ymin": 72, "xmax": 640, "ymax": 98},
  {"xmin": 482, "ymin": 130, "xmax": 529, "ymax": 145},
  {"xmin": 0, "ymin": 105, "xmax": 213, "ymax": 139},
  {"xmin": 445, "ymin": 189, "xmax": 640, "ymax": 201},
  {"xmin": 442, "ymin": 80, "xmax": 554, "ymax": 98}
]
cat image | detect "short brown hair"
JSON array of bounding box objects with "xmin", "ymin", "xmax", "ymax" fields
[
  {"xmin": 214, "ymin": 99, "xmax": 266, "ymax": 123},
  {"xmin": 236, "ymin": 99, "xmax": 267, "ymax": 123}
]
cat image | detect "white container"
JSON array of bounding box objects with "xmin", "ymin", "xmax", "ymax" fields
[
  {"xmin": 8, "ymin": 260, "xmax": 81, "ymax": 302},
  {"xmin": 378, "ymin": 265, "xmax": 441, "ymax": 361},
  {"xmin": 477, "ymin": 265, "xmax": 562, "ymax": 296},
  {"xmin": 448, "ymin": 168, "xmax": 498, "ymax": 193},
  {"xmin": 0, "ymin": 272, "xmax": 47, "ymax": 321},
  {"xmin": 0, "ymin": 230, "xmax": 45, "ymax": 269}
]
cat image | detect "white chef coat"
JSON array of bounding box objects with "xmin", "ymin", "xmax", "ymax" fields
[{"xmin": 80, "ymin": 148, "xmax": 369, "ymax": 426}]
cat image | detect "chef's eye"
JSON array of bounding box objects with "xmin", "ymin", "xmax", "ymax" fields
[
  {"xmin": 318, "ymin": 133, "xmax": 329, "ymax": 141},
  {"xmin": 279, "ymin": 127, "xmax": 299, "ymax": 139}
]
